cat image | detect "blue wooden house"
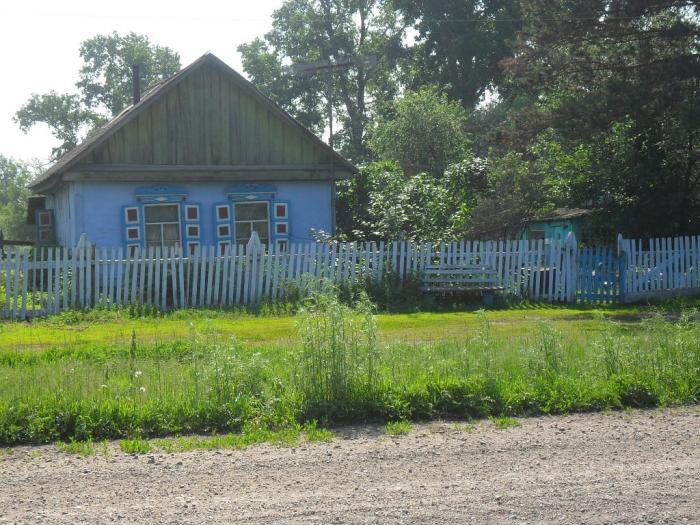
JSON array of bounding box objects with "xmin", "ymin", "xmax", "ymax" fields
[{"xmin": 29, "ymin": 53, "xmax": 357, "ymax": 254}]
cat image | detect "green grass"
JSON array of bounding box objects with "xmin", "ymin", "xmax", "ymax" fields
[
  {"xmin": 0, "ymin": 296, "xmax": 698, "ymax": 446},
  {"xmin": 385, "ymin": 420, "xmax": 412, "ymax": 436},
  {"xmin": 56, "ymin": 439, "xmax": 110, "ymax": 457},
  {"xmin": 119, "ymin": 439, "xmax": 151, "ymax": 454},
  {"xmin": 489, "ymin": 416, "xmax": 521, "ymax": 429}
]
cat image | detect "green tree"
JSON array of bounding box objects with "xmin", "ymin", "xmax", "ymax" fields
[
  {"xmin": 0, "ymin": 156, "xmax": 34, "ymax": 241},
  {"xmin": 15, "ymin": 32, "xmax": 180, "ymax": 161},
  {"xmin": 367, "ymin": 86, "xmax": 470, "ymax": 174},
  {"xmin": 502, "ymin": 0, "xmax": 700, "ymax": 236},
  {"xmin": 238, "ymin": 0, "xmax": 405, "ymax": 160},
  {"xmin": 395, "ymin": 0, "xmax": 522, "ymax": 109}
]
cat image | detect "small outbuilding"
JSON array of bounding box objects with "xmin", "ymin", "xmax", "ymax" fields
[
  {"xmin": 29, "ymin": 53, "xmax": 357, "ymax": 254},
  {"xmin": 520, "ymin": 208, "xmax": 598, "ymax": 243}
]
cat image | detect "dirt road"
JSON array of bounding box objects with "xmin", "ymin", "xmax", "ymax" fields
[{"xmin": 1, "ymin": 407, "xmax": 698, "ymax": 524}]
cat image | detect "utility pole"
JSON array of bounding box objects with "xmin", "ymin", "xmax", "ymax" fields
[{"xmin": 290, "ymin": 55, "xmax": 377, "ymax": 236}]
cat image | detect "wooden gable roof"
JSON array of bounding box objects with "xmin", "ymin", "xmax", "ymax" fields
[{"xmin": 31, "ymin": 53, "xmax": 357, "ymax": 192}]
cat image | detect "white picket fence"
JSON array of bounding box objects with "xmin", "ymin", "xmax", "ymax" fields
[
  {"xmin": 1, "ymin": 233, "xmax": 698, "ymax": 319},
  {"xmin": 0, "ymin": 237, "xmax": 578, "ymax": 319},
  {"xmin": 618, "ymin": 234, "xmax": 700, "ymax": 302}
]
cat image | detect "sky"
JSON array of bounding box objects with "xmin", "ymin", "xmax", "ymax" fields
[{"xmin": 0, "ymin": 0, "xmax": 283, "ymax": 166}]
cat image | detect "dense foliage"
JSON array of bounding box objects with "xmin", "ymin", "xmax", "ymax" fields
[{"xmin": 0, "ymin": 156, "xmax": 33, "ymax": 241}]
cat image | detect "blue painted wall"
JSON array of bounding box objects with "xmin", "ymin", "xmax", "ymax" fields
[
  {"xmin": 51, "ymin": 180, "xmax": 332, "ymax": 248},
  {"xmin": 520, "ymin": 219, "xmax": 583, "ymax": 242}
]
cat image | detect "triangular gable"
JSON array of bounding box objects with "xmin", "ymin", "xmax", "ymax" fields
[{"xmin": 31, "ymin": 53, "xmax": 356, "ymax": 191}]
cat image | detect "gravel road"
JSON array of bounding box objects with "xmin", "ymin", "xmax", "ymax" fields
[{"xmin": 1, "ymin": 406, "xmax": 698, "ymax": 524}]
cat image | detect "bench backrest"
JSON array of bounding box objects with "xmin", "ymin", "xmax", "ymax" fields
[{"xmin": 421, "ymin": 265, "xmax": 499, "ymax": 286}]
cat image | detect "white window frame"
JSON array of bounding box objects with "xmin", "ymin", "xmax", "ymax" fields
[
  {"xmin": 185, "ymin": 204, "xmax": 200, "ymax": 222},
  {"xmin": 38, "ymin": 211, "xmax": 53, "ymax": 227},
  {"xmin": 275, "ymin": 222, "xmax": 289, "ymax": 235},
  {"xmin": 234, "ymin": 201, "xmax": 270, "ymax": 245},
  {"xmin": 126, "ymin": 226, "xmax": 141, "ymax": 242},
  {"xmin": 218, "ymin": 224, "xmax": 231, "ymax": 238},
  {"xmin": 124, "ymin": 207, "xmax": 140, "ymax": 225},
  {"xmin": 187, "ymin": 224, "xmax": 200, "ymax": 238},
  {"xmin": 144, "ymin": 202, "xmax": 182, "ymax": 250},
  {"xmin": 216, "ymin": 204, "xmax": 231, "ymax": 222},
  {"xmin": 274, "ymin": 202, "xmax": 288, "ymax": 220}
]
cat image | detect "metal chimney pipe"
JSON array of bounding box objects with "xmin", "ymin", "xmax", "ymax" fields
[{"xmin": 132, "ymin": 64, "xmax": 141, "ymax": 105}]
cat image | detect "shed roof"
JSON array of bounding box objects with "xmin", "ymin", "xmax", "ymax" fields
[
  {"xmin": 534, "ymin": 207, "xmax": 599, "ymax": 222},
  {"xmin": 30, "ymin": 53, "xmax": 357, "ymax": 192}
]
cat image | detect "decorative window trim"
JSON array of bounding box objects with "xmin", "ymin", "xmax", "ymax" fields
[
  {"xmin": 135, "ymin": 186, "xmax": 188, "ymax": 203},
  {"xmin": 274, "ymin": 202, "xmax": 288, "ymax": 220},
  {"xmin": 185, "ymin": 205, "xmax": 200, "ymax": 222},
  {"xmin": 187, "ymin": 241, "xmax": 200, "ymax": 256},
  {"xmin": 218, "ymin": 224, "xmax": 231, "ymax": 237},
  {"xmin": 126, "ymin": 226, "xmax": 141, "ymax": 241},
  {"xmin": 275, "ymin": 222, "xmax": 288, "ymax": 235},
  {"xmin": 226, "ymin": 183, "xmax": 276, "ymax": 202},
  {"xmin": 124, "ymin": 207, "xmax": 140, "ymax": 225},
  {"xmin": 38, "ymin": 211, "xmax": 53, "ymax": 227},
  {"xmin": 218, "ymin": 240, "xmax": 231, "ymax": 255},
  {"xmin": 216, "ymin": 204, "xmax": 231, "ymax": 221},
  {"xmin": 39, "ymin": 229, "xmax": 53, "ymax": 242},
  {"xmin": 187, "ymin": 225, "xmax": 200, "ymax": 238},
  {"xmin": 276, "ymin": 239, "xmax": 289, "ymax": 253},
  {"xmin": 127, "ymin": 244, "xmax": 141, "ymax": 257}
]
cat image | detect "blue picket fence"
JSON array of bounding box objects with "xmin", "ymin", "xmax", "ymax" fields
[{"xmin": 576, "ymin": 247, "xmax": 624, "ymax": 304}]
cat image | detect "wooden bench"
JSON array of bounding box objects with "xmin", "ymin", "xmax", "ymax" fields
[{"xmin": 420, "ymin": 265, "xmax": 504, "ymax": 305}]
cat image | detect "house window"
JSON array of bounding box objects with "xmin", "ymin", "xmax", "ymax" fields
[
  {"xmin": 38, "ymin": 211, "xmax": 53, "ymax": 227},
  {"xmin": 275, "ymin": 222, "xmax": 288, "ymax": 235},
  {"xmin": 529, "ymin": 229, "xmax": 545, "ymax": 241},
  {"xmin": 218, "ymin": 224, "xmax": 230, "ymax": 237},
  {"xmin": 234, "ymin": 201, "xmax": 269, "ymax": 244},
  {"xmin": 187, "ymin": 225, "xmax": 200, "ymax": 238},
  {"xmin": 144, "ymin": 203, "xmax": 181, "ymax": 249}
]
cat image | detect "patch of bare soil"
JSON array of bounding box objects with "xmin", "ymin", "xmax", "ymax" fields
[{"xmin": 1, "ymin": 407, "xmax": 698, "ymax": 524}]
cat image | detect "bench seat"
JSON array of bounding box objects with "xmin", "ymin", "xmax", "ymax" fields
[{"xmin": 420, "ymin": 265, "xmax": 504, "ymax": 303}]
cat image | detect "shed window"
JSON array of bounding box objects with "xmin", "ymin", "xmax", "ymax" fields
[
  {"xmin": 144, "ymin": 204, "xmax": 181, "ymax": 249},
  {"xmin": 234, "ymin": 201, "xmax": 269, "ymax": 244}
]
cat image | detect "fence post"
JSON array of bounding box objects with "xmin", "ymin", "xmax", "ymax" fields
[
  {"xmin": 565, "ymin": 232, "xmax": 578, "ymax": 303},
  {"xmin": 617, "ymin": 233, "xmax": 627, "ymax": 302}
]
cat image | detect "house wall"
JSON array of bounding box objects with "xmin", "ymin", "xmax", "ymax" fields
[
  {"xmin": 59, "ymin": 179, "xmax": 332, "ymax": 248},
  {"xmin": 45, "ymin": 184, "xmax": 74, "ymax": 247},
  {"xmin": 520, "ymin": 219, "xmax": 582, "ymax": 242}
]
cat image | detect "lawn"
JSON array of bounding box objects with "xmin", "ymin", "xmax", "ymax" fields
[
  {"xmin": 0, "ymin": 301, "xmax": 660, "ymax": 352},
  {"xmin": 0, "ymin": 298, "xmax": 698, "ymax": 446}
]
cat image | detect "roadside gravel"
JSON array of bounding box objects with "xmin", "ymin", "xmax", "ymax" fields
[{"xmin": 1, "ymin": 406, "xmax": 698, "ymax": 524}]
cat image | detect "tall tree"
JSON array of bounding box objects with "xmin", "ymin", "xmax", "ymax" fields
[
  {"xmin": 239, "ymin": 0, "xmax": 405, "ymax": 160},
  {"xmin": 0, "ymin": 156, "xmax": 34, "ymax": 240},
  {"xmin": 15, "ymin": 32, "xmax": 180, "ymax": 160},
  {"xmin": 395, "ymin": 0, "xmax": 522, "ymax": 109}
]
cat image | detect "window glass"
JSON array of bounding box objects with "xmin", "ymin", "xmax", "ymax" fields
[
  {"xmin": 236, "ymin": 202, "xmax": 267, "ymax": 221},
  {"xmin": 143, "ymin": 204, "xmax": 181, "ymax": 249},
  {"xmin": 234, "ymin": 202, "xmax": 269, "ymax": 244},
  {"xmin": 145, "ymin": 204, "xmax": 179, "ymax": 223}
]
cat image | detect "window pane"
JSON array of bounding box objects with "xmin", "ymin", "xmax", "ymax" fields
[
  {"xmin": 163, "ymin": 224, "xmax": 181, "ymax": 244},
  {"xmin": 236, "ymin": 222, "xmax": 252, "ymax": 241},
  {"xmin": 145, "ymin": 224, "xmax": 161, "ymax": 244},
  {"xmin": 235, "ymin": 202, "xmax": 267, "ymax": 221},
  {"xmin": 145, "ymin": 204, "xmax": 179, "ymax": 223},
  {"xmin": 253, "ymin": 221, "xmax": 269, "ymax": 243}
]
